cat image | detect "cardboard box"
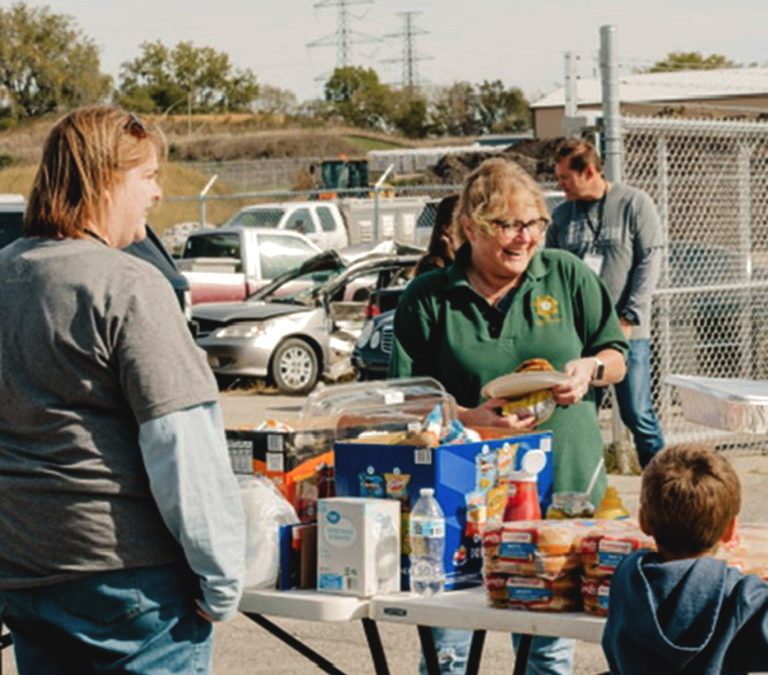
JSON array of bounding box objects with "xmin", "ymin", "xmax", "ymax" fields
[
  {"xmin": 333, "ymin": 432, "xmax": 553, "ymax": 591},
  {"xmin": 226, "ymin": 422, "xmax": 337, "ymax": 519},
  {"xmin": 317, "ymin": 497, "xmax": 401, "ymax": 597}
]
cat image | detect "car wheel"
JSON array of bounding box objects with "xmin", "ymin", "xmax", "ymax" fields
[{"xmin": 271, "ymin": 338, "xmax": 319, "ymax": 395}]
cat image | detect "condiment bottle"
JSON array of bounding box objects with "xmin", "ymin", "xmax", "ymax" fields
[
  {"xmin": 594, "ymin": 486, "xmax": 630, "ymax": 520},
  {"xmin": 502, "ymin": 471, "xmax": 541, "ymax": 521}
]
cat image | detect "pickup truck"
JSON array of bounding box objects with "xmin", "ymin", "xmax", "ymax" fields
[
  {"xmin": 178, "ymin": 227, "xmax": 321, "ymax": 304},
  {"xmin": 225, "ymin": 201, "xmax": 348, "ymax": 250}
]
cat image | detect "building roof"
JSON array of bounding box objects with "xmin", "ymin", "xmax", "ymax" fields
[{"xmin": 531, "ymin": 68, "xmax": 768, "ymax": 109}]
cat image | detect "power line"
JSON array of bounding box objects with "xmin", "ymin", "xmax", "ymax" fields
[
  {"xmin": 381, "ymin": 11, "xmax": 431, "ymax": 89},
  {"xmin": 308, "ymin": 0, "xmax": 381, "ymax": 72}
]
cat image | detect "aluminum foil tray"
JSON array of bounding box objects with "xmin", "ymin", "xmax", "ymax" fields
[{"xmin": 666, "ymin": 375, "xmax": 768, "ymax": 434}]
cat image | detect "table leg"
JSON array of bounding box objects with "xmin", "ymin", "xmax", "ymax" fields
[
  {"xmin": 361, "ymin": 618, "xmax": 390, "ymax": 675},
  {"xmin": 513, "ymin": 633, "xmax": 533, "ymax": 675},
  {"xmin": 417, "ymin": 625, "xmax": 441, "ymax": 675},
  {"xmin": 465, "ymin": 630, "xmax": 486, "ymax": 675},
  {"xmin": 242, "ymin": 612, "xmax": 347, "ymax": 675}
]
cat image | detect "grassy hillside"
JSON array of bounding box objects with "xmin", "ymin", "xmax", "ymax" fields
[{"xmin": 0, "ymin": 163, "xmax": 250, "ymax": 232}]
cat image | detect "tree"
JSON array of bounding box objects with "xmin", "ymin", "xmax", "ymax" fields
[
  {"xmin": 252, "ymin": 84, "xmax": 299, "ymax": 115},
  {"xmin": 648, "ymin": 52, "xmax": 737, "ymax": 73},
  {"xmin": 117, "ymin": 41, "xmax": 259, "ymax": 114},
  {"xmin": 430, "ymin": 82, "xmax": 481, "ymax": 136},
  {"xmin": 324, "ymin": 67, "xmax": 393, "ymax": 131},
  {"xmin": 0, "ymin": 2, "xmax": 111, "ymax": 118},
  {"xmin": 475, "ymin": 80, "xmax": 530, "ymax": 133}
]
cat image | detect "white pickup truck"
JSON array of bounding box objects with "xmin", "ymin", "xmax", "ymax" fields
[
  {"xmin": 177, "ymin": 227, "xmax": 321, "ymax": 304},
  {"xmin": 225, "ymin": 201, "xmax": 348, "ymax": 250}
]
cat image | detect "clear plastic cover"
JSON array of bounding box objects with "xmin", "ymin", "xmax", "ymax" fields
[{"xmin": 301, "ymin": 377, "xmax": 459, "ymax": 442}]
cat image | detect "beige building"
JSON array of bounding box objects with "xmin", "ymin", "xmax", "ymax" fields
[{"xmin": 530, "ymin": 68, "xmax": 768, "ymax": 139}]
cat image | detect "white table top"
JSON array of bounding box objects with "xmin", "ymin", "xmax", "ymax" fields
[
  {"xmin": 240, "ymin": 588, "xmax": 370, "ymax": 622},
  {"xmin": 369, "ymin": 587, "xmax": 606, "ymax": 644}
]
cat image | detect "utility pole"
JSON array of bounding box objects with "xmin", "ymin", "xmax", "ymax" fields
[
  {"xmin": 382, "ymin": 11, "xmax": 431, "ymax": 89},
  {"xmin": 600, "ymin": 24, "xmax": 623, "ymax": 182},
  {"xmin": 308, "ymin": 0, "xmax": 380, "ymax": 72}
]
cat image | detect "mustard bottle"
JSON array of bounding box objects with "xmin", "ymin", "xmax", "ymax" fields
[{"xmin": 594, "ymin": 486, "xmax": 630, "ymax": 520}]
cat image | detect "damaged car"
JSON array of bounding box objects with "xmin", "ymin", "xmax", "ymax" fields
[{"xmin": 193, "ymin": 246, "xmax": 420, "ymax": 394}]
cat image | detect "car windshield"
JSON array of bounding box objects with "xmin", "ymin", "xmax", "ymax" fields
[
  {"xmin": 229, "ymin": 208, "xmax": 284, "ymax": 228},
  {"xmin": 265, "ymin": 268, "xmax": 340, "ymax": 305}
]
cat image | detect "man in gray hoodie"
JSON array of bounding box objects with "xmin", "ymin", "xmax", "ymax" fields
[{"xmin": 602, "ymin": 443, "xmax": 768, "ymax": 674}]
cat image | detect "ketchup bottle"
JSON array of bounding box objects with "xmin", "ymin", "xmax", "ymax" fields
[{"xmin": 502, "ymin": 471, "xmax": 542, "ymax": 521}]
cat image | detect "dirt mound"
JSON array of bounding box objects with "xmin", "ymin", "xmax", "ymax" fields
[{"xmin": 427, "ymin": 137, "xmax": 565, "ymax": 184}]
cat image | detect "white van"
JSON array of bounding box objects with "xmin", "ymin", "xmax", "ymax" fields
[{"xmin": 225, "ymin": 201, "xmax": 348, "ymax": 251}]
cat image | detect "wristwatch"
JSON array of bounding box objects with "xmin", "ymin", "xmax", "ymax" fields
[{"xmin": 591, "ymin": 357, "xmax": 605, "ymax": 383}]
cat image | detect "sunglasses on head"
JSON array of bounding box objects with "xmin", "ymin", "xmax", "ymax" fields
[{"xmin": 123, "ymin": 113, "xmax": 147, "ymax": 139}]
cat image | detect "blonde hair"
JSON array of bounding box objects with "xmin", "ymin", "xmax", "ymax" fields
[
  {"xmin": 25, "ymin": 106, "xmax": 165, "ymax": 239},
  {"xmin": 454, "ymin": 158, "xmax": 548, "ymax": 245},
  {"xmin": 640, "ymin": 443, "xmax": 741, "ymax": 557}
]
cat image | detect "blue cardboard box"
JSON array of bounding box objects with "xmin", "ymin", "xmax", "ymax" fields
[{"xmin": 334, "ymin": 431, "xmax": 553, "ymax": 591}]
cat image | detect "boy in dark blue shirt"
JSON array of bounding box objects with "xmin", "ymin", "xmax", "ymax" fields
[{"xmin": 602, "ymin": 443, "xmax": 768, "ymax": 675}]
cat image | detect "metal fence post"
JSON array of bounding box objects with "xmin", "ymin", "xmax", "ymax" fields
[
  {"xmin": 199, "ymin": 174, "xmax": 219, "ymax": 227},
  {"xmin": 600, "ymin": 25, "xmax": 623, "ymax": 183},
  {"xmin": 655, "ymin": 136, "xmax": 672, "ymax": 425},
  {"xmin": 737, "ymin": 143, "xmax": 754, "ymax": 379}
]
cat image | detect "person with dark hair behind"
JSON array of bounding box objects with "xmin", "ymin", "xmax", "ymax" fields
[
  {"xmin": 415, "ymin": 194, "xmax": 459, "ymax": 276},
  {"xmin": 603, "ymin": 443, "xmax": 768, "ymax": 674}
]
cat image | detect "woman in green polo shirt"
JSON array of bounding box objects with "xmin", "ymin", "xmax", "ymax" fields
[{"xmin": 390, "ymin": 157, "xmax": 628, "ymax": 675}]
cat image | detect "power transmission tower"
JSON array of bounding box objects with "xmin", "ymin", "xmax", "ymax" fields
[
  {"xmin": 382, "ymin": 11, "xmax": 431, "ymax": 89},
  {"xmin": 308, "ymin": 0, "xmax": 380, "ymax": 70}
]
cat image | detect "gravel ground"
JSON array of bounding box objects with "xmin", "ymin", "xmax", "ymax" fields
[{"xmin": 3, "ymin": 389, "xmax": 767, "ymax": 674}]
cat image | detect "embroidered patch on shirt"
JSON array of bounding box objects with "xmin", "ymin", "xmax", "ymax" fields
[{"xmin": 533, "ymin": 295, "xmax": 561, "ymax": 324}]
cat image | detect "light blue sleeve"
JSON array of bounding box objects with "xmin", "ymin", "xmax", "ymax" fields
[{"xmin": 138, "ymin": 401, "xmax": 246, "ymax": 621}]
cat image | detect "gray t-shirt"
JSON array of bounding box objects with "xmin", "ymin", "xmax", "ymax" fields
[
  {"xmin": 0, "ymin": 237, "xmax": 219, "ymax": 588},
  {"xmin": 547, "ymin": 183, "xmax": 663, "ymax": 339}
]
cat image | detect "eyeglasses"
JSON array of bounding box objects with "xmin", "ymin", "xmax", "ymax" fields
[
  {"xmin": 123, "ymin": 113, "xmax": 147, "ymax": 139},
  {"xmin": 490, "ymin": 217, "xmax": 549, "ymax": 238}
]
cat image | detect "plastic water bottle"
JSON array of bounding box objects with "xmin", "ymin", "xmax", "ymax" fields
[{"xmin": 408, "ymin": 487, "xmax": 446, "ymax": 595}]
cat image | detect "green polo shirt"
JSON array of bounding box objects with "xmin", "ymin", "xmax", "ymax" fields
[{"xmin": 389, "ymin": 244, "xmax": 628, "ymax": 504}]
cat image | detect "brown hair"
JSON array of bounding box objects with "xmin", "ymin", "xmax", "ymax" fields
[
  {"xmin": 640, "ymin": 443, "xmax": 741, "ymax": 557},
  {"xmin": 454, "ymin": 158, "xmax": 548, "ymax": 245},
  {"xmin": 24, "ymin": 107, "xmax": 165, "ymax": 240},
  {"xmin": 415, "ymin": 194, "xmax": 458, "ymax": 276},
  {"xmin": 554, "ymin": 138, "xmax": 603, "ymax": 174}
]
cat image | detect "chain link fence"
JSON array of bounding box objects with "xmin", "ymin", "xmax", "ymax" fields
[{"xmin": 622, "ymin": 115, "xmax": 768, "ymax": 452}]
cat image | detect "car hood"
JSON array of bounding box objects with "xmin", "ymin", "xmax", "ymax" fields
[{"xmin": 192, "ymin": 301, "xmax": 308, "ymax": 323}]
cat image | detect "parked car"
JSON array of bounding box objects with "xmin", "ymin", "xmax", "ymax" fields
[
  {"xmin": 193, "ymin": 246, "xmax": 420, "ymax": 394},
  {"xmin": 178, "ymin": 227, "xmax": 321, "ymax": 304},
  {"xmin": 225, "ymin": 201, "xmax": 348, "ymax": 250},
  {"xmin": 0, "ymin": 193, "xmax": 25, "ymax": 248}
]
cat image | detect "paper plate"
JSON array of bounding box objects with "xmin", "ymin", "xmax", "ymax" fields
[{"xmin": 482, "ymin": 370, "xmax": 570, "ymax": 400}]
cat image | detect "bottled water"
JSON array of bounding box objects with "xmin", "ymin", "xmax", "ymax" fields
[{"xmin": 408, "ymin": 487, "xmax": 446, "ymax": 595}]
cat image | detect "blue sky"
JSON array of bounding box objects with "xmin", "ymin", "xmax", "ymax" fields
[{"xmin": 42, "ymin": 0, "xmax": 768, "ymax": 102}]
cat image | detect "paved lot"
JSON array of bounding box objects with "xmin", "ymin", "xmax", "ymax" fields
[{"xmin": 3, "ymin": 387, "xmax": 767, "ymax": 674}]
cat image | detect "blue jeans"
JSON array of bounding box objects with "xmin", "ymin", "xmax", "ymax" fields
[
  {"xmin": 0, "ymin": 563, "xmax": 213, "ymax": 675},
  {"xmin": 419, "ymin": 628, "xmax": 573, "ymax": 674},
  {"xmin": 613, "ymin": 338, "xmax": 665, "ymax": 467}
]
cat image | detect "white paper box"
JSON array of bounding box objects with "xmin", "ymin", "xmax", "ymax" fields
[
  {"xmin": 317, "ymin": 498, "xmax": 401, "ymax": 597},
  {"xmin": 666, "ymin": 375, "xmax": 768, "ymax": 434}
]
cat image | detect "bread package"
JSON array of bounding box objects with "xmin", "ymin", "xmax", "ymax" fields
[
  {"xmin": 581, "ymin": 576, "xmax": 611, "ymax": 616},
  {"xmin": 506, "ymin": 574, "xmax": 582, "ymax": 612},
  {"xmin": 580, "ymin": 521, "xmax": 655, "ymax": 579},
  {"xmin": 499, "ymin": 519, "xmax": 584, "ymax": 560}
]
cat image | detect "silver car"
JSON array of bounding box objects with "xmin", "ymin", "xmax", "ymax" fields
[{"xmin": 193, "ymin": 247, "xmax": 420, "ymax": 394}]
